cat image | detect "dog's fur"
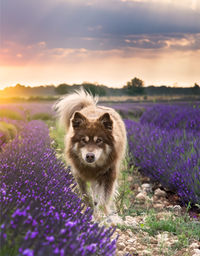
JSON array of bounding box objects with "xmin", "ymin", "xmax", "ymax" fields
[{"xmin": 54, "ymin": 89, "xmax": 127, "ymax": 215}]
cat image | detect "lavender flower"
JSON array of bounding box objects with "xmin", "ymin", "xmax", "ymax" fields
[
  {"xmin": 125, "ymin": 119, "xmax": 200, "ymax": 205},
  {"xmin": 0, "ymin": 120, "xmax": 116, "ymax": 256}
]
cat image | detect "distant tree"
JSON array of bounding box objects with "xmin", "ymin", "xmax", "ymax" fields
[
  {"xmin": 123, "ymin": 77, "xmax": 145, "ymax": 95},
  {"xmin": 15, "ymin": 83, "xmax": 25, "ymax": 89},
  {"xmin": 55, "ymin": 84, "xmax": 69, "ymax": 95},
  {"xmin": 192, "ymin": 83, "xmax": 200, "ymax": 94}
]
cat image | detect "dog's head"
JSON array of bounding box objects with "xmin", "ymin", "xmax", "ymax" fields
[{"xmin": 71, "ymin": 112, "xmax": 113, "ymax": 166}]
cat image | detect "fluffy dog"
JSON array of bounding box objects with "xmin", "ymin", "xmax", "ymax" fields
[{"xmin": 54, "ymin": 89, "xmax": 127, "ymax": 216}]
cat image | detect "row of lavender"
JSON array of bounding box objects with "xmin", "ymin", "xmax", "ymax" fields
[
  {"xmin": 124, "ymin": 103, "xmax": 200, "ymax": 205},
  {"xmin": 140, "ymin": 104, "xmax": 200, "ymax": 132},
  {"xmin": 0, "ymin": 120, "xmax": 116, "ymax": 256},
  {"xmin": 0, "ymin": 102, "xmax": 54, "ymax": 148}
]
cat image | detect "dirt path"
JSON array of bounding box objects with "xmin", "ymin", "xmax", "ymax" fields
[{"xmin": 107, "ymin": 169, "xmax": 200, "ymax": 256}]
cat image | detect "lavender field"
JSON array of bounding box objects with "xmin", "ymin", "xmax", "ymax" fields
[
  {"xmin": 0, "ymin": 100, "xmax": 200, "ymax": 255},
  {"xmin": 0, "ymin": 103, "xmax": 116, "ymax": 256}
]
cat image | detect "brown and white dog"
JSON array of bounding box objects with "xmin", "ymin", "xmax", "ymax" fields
[{"xmin": 54, "ymin": 89, "xmax": 127, "ymax": 216}]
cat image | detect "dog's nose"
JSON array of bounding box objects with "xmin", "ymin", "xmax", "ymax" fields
[{"xmin": 86, "ymin": 153, "xmax": 95, "ymax": 163}]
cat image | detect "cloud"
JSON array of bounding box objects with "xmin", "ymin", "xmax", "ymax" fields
[
  {"xmin": 1, "ymin": 0, "xmax": 200, "ymax": 52},
  {"xmin": 1, "ymin": 0, "xmax": 199, "ymax": 89},
  {"xmin": 120, "ymin": 0, "xmax": 200, "ymax": 11},
  {"xmin": 1, "ymin": 33, "xmax": 200, "ymax": 67},
  {"xmin": 1, "ymin": 45, "xmax": 200, "ymax": 89}
]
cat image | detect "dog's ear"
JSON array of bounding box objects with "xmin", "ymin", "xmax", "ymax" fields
[
  {"xmin": 98, "ymin": 113, "xmax": 113, "ymax": 131},
  {"xmin": 72, "ymin": 112, "xmax": 87, "ymax": 129}
]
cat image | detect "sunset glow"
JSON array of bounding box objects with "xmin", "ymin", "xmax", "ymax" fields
[{"xmin": 0, "ymin": 0, "xmax": 200, "ymax": 89}]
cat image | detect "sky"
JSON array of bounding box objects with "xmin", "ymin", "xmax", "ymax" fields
[{"xmin": 0, "ymin": 0, "xmax": 200, "ymax": 89}]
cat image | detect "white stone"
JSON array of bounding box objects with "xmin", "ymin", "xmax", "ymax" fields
[
  {"xmin": 126, "ymin": 239, "xmax": 135, "ymax": 244},
  {"xmin": 157, "ymin": 232, "xmax": 170, "ymax": 245},
  {"xmin": 129, "ymin": 247, "xmax": 138, "ymax": 254},
  {"xmin": 117, "ymin": 242, "xmax": 126, "ymax": 250},
  {"xmin": 154, "ymin": 188, "xmax": 167, "ymax": 197},
  {"xmin": 136, "ymin": 192, "xmax": 147, "ymax": 202},
  {"xmin": 124, "ymin": 216, "xmax": 138, "ymax": 228},
  {"xmin": 153, "ymin": 203, "xmax": 163, "ymax": 209},
  {"xmin": 173, "ymin": 205, "xmax": 182, "ymax": 214},
  {"xmin": 193, "ymin": 249, "xmax": 200, "ymax": 256},
  {"xmin": 128, "ymin": 176, "xmax": 133, "ymax": 182},
  {"xmin": 190, "ymin": 242, "xmax": 200, "ymax": 249},
  {"xmin": 109, "ymin": 214, "xmax": 124, "ymax": 225},
  {"xmin": 141, "ymin": 183, "xmax": 152, "ymax": 193},
  {"xmin": 117, "ymin": 251, "xmax": 124, "ymax": 256},
  {"xmin": 126, "ymin": 229, "xmax": 133, "ymax": 237}
]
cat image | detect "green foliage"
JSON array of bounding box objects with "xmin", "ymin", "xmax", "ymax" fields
[
  {"xmin": 31, "ymin": 112, "xmax": 54, "ymax": 121},
  {"xmin": 0, "ymin": 109, "xmax": 23, "ymax": 120},
  {"xmin": 116, "ymin": 156, "xmax": 136, "ymax": 216},
  {"xmin": 0, "ymin": 229, "xmax": 21, "ymax": 256},
  {"xmin": 141, "ymin": 210, "xmax": 200, "ymax": 242},
  {"xmin": 123, "ymin": 77, "xmax": 145, "ymax": 95},
  {"xmin": 49, "ymin": 122, "xmax": 66, "ymax": 161},
  {"xmin": 116, "ymin": 224, "xmax": 137, "ymax": 233},
  {"xmin": 55, "ymin": 83, "xmax": 70, "ymax": 95},
  {"xmin": 0, "ymin": 122, "xmax": 17, "ymax": 144}
]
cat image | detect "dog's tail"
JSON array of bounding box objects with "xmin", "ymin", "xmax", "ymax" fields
[{"xmin": 53, "ymin": 88, "xmax": 98, "ymax": 130}]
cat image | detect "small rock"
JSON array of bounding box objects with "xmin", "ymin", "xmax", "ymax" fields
[
  {"xmin": 108, "ymin": 214, "xmax": 124, "ymax": 226},
  {"xmin": 129, "ymin": 247, "xmax": 138, "ymax": 254},
  {"xmin": 118, "ymin": 235, "xmax": 126, "ymax": 242},
  {"xmin": 128, "ymin": 176, "xmax": 133, "ymax": 182},
  {"xmin": 190, "ymin": 242, "xmax": 200, "ymax": 249},
  {"xmin": 173, "ymin": 205, "xmax": 182, "ymax": 215},
  {"xmin": 125, "ymin": 228, "xmax": 133, "ymax": 237},
  {"xmin": 117, "ymin": 251, "xmax": 124, "ymax": 256},
  {"xmin": 150, "ymin": 237, "xmax": 158, "ymax": 244},
  {"xmin": 157, "ymin": 232, "xmax": 170, "ymax": 245},
  {"xmin": 153, "ymin": 203, "xmax": 163, "ymax": 209},
  {"xmin": 117, "ymin": 242, "xmax": 126, "ymax": 250},
  {"xmin": 154, "ymin": 188, "xmax": 167, "ymax": 198},
  {"xmin": 141, "ymin": 183, "xmax": 152, "ymax": 193},
  {"xmin": 124, "ymin": 216, "xmax": 138, "ymax": 228},
  {"xmin": 193, "ymin": 249, "xmax": 200, "ymax": 256},
  {"xmin": 136, "ymin": 192, "xmax": 147, "ymax": 202},
  {"xmin": 126, "ymin": 238, "xmax": 135, "ymax": 244}
]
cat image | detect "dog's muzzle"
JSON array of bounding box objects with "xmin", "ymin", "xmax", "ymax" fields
[{"xmin": 86, "ymin": 153, "xmax": 95, "ymax": 163}]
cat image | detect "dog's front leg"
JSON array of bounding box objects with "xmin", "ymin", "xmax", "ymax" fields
[
  {"xmin": 92, "ymin": 168, "xmax": 117, "ymax": 217},
  {"xmin": 102, "ymin": 178, "xmax": 117, "ymax": 216},
  {"xmin": 75, "ymin": 176, "xmax": 93, "ymax": 207}
]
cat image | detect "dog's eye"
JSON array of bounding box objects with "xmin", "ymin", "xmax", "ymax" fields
[
  {"xmin": 96, "ymin": 138, "xmax": 103, "ymax": 144},
  {"xmin": 81, "ymin": 137, "xmax": 88, "ymax": 144}
]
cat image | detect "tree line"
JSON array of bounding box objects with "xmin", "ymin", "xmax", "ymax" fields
[{"xmin": 1, "ymin": 78, "xmax": 199, "ymax": 97}]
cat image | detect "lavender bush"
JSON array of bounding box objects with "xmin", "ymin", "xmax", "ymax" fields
[
  {"xmin": 0, "ymin": 120, "xmax": 116, "ymax": 256},
  {"xmin": 103, "ymin": 102, "xmax": 155, "ymax": 119},
  {"xmin": 0, "ymin": 102, "xmax": 55, "ymax": 121},
  {"xmin": 0, "ymin": 131, "xmax": 4, "ymax": 148},
  {"xmin": 140, "ymin": 104, "xmax": 200, "ymax": 132},
  {"xmin": 125, "ymin": 119, "xmax": 200, "ymax": 205}
]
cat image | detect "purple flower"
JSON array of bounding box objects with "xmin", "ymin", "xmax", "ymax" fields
[
  {"xmin": 0, "ymin": 119, "xmax": 117, "ymax": 256},
  {"xmin": 22, "ymin": 248, "xmax": 34, "ymax": 256},
  {"xmin": 46, "ymin": 236, "xmax": 55, "ymax": 242}
]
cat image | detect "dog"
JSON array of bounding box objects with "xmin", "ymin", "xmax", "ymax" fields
[{"xmin": 54, "ymin": 89, "xmax": 127, "ymax": 216}]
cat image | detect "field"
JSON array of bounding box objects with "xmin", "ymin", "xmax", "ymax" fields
[{"xmin": 0, "ymin": 99, "xmax": 200, "ymax": 256}]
